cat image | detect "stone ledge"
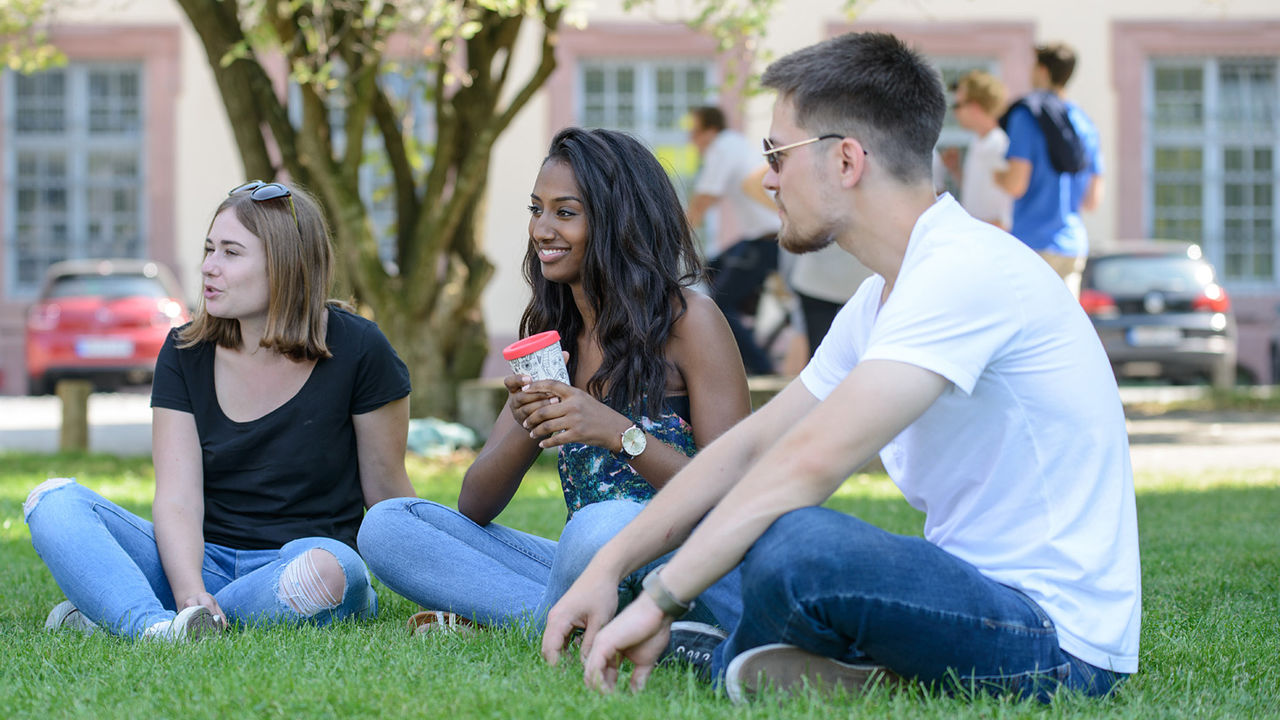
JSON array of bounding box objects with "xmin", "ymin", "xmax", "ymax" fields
[
  {"xmin": 459, "ymin": 375, "xmax": 795, "ymax": 437},
  {"xmin": 457, "ymin": 374, "xmax": 884, "ymax": 473}
]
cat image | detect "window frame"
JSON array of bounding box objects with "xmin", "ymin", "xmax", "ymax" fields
[
  {"xmin": 1114, "ymin": 20, "xmax": 1280, "ymax": 295},
  {"xmin": 0, "ymin": 24, "xmax": 181, "ymax": 302},
  {"xmin": 3, "ymin": 61, "xmax": 147, "ymax": 297}
]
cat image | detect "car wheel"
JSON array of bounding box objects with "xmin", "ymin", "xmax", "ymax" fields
[
  {"xmin": 28, "ymin": 374, "xmax": 52, "ymax": 396},
  {"xmin": 1209, "ymin": 358, "xmax": 1236, "ymax": 390},
  {"xmin": 1271, "ymin": 340, "xmax": 1279, "ymax": 386}
]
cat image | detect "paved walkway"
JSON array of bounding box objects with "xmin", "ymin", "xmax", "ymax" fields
[
  {"xmin": 0, "ymin": 391, "xmax": 153, "ymax": 456},
  {"xmin": 0, "ymin": 388, "xmax": 1277, "ymax": 473}
]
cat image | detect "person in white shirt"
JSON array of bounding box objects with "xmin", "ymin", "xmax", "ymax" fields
[
  {"xmin": 688, "ymin": 106, "xmax": 783, "ymax": 375},
  {"xmin": 541, "ymin": 31, "xmax": 1140, "ymax": 705},
  {"xmin": 942, "ymin": 70, "xmax": 1013, "ymax": 230}
]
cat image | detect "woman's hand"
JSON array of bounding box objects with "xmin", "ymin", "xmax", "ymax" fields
[
  {"xmin": 505, "ymin": 350, "xmax": 573, "ymax": 428},
  {"xmin": 520, "ymin": 380, "xmax": 630, "ymax": 451},
  {"xmin": 504, "ymin": 373, "xmax": 559, "ymax": 428},
  {"xmin": 180, "ymin": 591, "xmax": 229, "ymax": 628}
]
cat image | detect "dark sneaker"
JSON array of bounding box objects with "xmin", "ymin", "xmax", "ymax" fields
[
  {"xmin": 661, "ymin": 621, "xmax": 729, "ymax": 681},
  {"xmin": 724, "ymin": 643, "xmax": 900, "ymax": 704},
  {"xmin": 45, "ymin": 600, "xmax": 98, "ymax": 635}
]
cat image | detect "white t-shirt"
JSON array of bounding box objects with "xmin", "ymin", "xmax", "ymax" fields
[
  {"xmin": 695, "ymin": 130, "xmax": 781, "ymax": 249},
  {"xmin": 961, "ymin": 127, "xmax": 1013, "ymax": 228},
  {"xmin": 799, "ymin": 194, "xmax": 1140, "ymax": 673}
]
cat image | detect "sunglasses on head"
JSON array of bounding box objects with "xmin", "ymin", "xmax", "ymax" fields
[{"xmin": 229, "ymin": 180, "xmax": 299, "ymax": 230}]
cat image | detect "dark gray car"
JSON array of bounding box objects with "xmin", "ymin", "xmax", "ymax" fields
[{"xmin": 1080, "ymin": 241, "xmax": 1237, "ymax": 388}]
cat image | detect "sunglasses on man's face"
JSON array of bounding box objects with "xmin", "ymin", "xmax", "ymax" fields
[
  {"xmin": 228, "ymin": 180, "xmax": 299, "ymax": 230},
  {"xmin": 762, "ymin": 134, "xmax": 864, "ymax": 174}
]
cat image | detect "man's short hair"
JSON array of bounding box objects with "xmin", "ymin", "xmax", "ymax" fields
[
  {"xmin": 1035, "ymin": 43, "xmax": 1077, "ymax": 87},
  {"xmin": 690, "ymin": 106, "xmax": 726, "ymax": 133},
  {"xmin": 955, "ymin": 70, "xmax": 1007, "ymax": 116},
  {"xmin": 760, "ymin": 32, "xmax": 945, "ymax": 184}
]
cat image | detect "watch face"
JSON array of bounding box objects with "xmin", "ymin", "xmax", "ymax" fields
[{"xmin": 622, "ymin": 426, "xmax": 647, "ymax": 457}]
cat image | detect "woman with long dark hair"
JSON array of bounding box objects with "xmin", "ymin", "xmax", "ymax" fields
[{"xmin": 359, "ymin": 127, "xmax": 750, "ymax": 633}]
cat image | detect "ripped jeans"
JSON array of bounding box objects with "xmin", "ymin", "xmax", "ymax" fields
[{"xmin": 24, "ymin": 479, "xmax": 376, "ymax": 638}]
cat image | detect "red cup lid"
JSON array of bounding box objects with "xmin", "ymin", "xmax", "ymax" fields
[{"xmin": 502, "ymin": 330, "xmax": 562, "ymax": 361}]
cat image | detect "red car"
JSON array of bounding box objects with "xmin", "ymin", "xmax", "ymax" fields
[{"xmin": 25, "ymin": 259, "xmax": 190, "ymax": 395}]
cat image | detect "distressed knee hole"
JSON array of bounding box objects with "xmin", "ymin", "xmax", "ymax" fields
[
  {"xmin": 23, "ymin": 477, "xmax": 75, "ymax": 521},
  {"xmin": 277, "ymin": 549, "xmax": 345, "ymax": 616}
]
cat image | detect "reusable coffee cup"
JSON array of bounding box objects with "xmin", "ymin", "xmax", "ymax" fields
[{"xmin": 502, "ymin": 330, "xmax": 571, "ymax": 385}]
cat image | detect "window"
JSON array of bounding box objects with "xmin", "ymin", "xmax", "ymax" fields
[
  {"xmin": 1149, "ymin": 57, "xmax": 1278, "ymax": 284},
  {"xmin": 931, "ymin": 56, "xmax": 1001, "ymax": 195},
  {"xmin": 5, "ymin": 63, "xmax": 145, "ymax": 296},
  {"xmin": 288, "ymin": 65, "xmax": 435, "ymax": 273},
  {"xmin": 576, "ymin": 59, "xmax": 715, "ymax": 198}
]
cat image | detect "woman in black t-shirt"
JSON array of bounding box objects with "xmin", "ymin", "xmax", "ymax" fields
[{"xmin": 26, "ymin": 182, "xmax": 415, "ymax": 639}]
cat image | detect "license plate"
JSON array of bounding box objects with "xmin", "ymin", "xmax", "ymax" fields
[
  {"xmin": 1126, "ymin": 326, "xmax": 1182, "ymax": 347},
  {"xmin": 75, "ymin": 337, "xmax": 135, "ymax": 358}
]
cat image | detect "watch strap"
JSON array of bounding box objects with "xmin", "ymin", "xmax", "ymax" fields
[{"xmin": 641, "ymin": 563, "xmax": 693, "ymax": 618}]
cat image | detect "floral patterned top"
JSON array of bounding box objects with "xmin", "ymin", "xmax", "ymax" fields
[{"xmin": 557, "ymin": 395, "xmax": 694, "ymax": 519}]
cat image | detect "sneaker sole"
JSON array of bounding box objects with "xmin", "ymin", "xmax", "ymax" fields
[
  {"xmin": 45, "ymin": 599, "xmax": 97, "ymax": 635},
  {"xmin": 724, "ymin": 643, "xmax": 899, "ymax": 705},
  {"xmin": 174, "ymin": 605, "xmax": 222, "ymax": 641},
  {"xmin": 44, "ymin": 600, "xmax": 77, "ymax": 631}
]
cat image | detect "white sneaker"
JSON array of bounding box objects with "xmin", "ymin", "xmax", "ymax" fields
[
  {"xmin": 44, "ymin": 600, "xmax": 98, "ymax": 635},
  {"xmin": 724, "ymin": 643, "xmax": 900, "ymax": 705},
  {"xmin": 143, "ymin": 605, "xmax": 222, "ymax": 642}
]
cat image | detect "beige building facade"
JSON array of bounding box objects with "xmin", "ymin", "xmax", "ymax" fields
[{"xmin": 2, "ymin": 0, "xmax": 1279, "ymax": 394}]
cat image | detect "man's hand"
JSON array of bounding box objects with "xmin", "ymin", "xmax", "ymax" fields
[
  {"xmin": 541, "ymin": 569, "xmax": 621, "ymax": 667},
  {"xmin": 582, "ymin": 593, "xmax": 671, "ymax": 693}
]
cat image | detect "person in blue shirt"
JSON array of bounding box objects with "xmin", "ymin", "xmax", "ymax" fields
[{"xmin": 996, "ymin": 42, "xmax": 1103, "ymax": 298}]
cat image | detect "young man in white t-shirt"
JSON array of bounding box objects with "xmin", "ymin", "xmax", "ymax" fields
[
  {"xmin": 943, "ymin": 70, "xmax": 1014, "ymax": 230},
  {"xmin": 541, "ymin": 32, "xmax": 1140, "ymax": 703}
]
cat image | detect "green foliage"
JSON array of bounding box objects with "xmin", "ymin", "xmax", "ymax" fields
[
  {"xmin": 0, "ymin": 0, "xmax": 66, "ymax": 73},
  {"xmin": 2, "ymin": 452, "xmax": 1278, "ymax": 718}
]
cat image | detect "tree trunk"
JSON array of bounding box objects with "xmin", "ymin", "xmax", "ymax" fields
[{"xmin": 377, "ymin": 290, "xmax": 489, "ymax": 420}]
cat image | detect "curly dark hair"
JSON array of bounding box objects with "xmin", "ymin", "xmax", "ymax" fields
[{"xmin": 519, "ymin": 127, "xmax": 703, "ymax": 419}]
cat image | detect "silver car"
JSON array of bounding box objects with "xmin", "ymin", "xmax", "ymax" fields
[{"xmin": 1080, "ymin": 241, "xmax": 1237, "ymax": 388}]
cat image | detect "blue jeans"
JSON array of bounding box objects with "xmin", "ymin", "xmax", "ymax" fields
[
  {"xmin": 24, "ymin": 479, "xmax": 377, "ymax": 638},
  {"xmin": 714, "ymin": 507, "xmax": 1125, "ymax": 701},
  {"xmin": 358, "ymin": 498, "xmax": 743, "ymax": 633}
]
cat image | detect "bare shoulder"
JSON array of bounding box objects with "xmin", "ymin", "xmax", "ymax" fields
[
  {"xmin": 672, "ymin": 289, "xmax": 725, "ymax": 333},
  {"xmin": 668, "ymin": 289, "xmax": 734, "ymax": 359}
]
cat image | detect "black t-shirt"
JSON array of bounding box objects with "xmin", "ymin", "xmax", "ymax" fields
[{"xmin": 150, "ymin": 306, "xmax": 411, "ymax": 550}]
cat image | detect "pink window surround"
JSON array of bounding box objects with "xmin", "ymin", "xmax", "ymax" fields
[
  {"xmin": 0, "ymin": 24, "xmax": 180, "ymax": 395},
  {"xmin": 546, "ymin": 23, "xmax": 749, "ymax": 134},
  {"xmin": 1111, "ymin": 20, "xmax": 1280, "ymax": 241},
  {"xmin": 0, "ymin": 25, "xmax": 182, "ymax": 294},
  {"xmin": 825, "ymin": 21, "xmax": 1036, "ymax": 99}
]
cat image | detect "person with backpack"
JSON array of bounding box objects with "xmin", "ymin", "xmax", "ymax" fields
[{"xmin": 995, "ymin": 42, "xmax": 1103, "ymax": 298}]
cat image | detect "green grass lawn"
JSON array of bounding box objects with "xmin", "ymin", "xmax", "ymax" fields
[{"xmin": 1, "ymin": 451, "xmax": 1277, "ymax": 719}]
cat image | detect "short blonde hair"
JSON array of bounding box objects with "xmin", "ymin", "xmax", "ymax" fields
[
  {"xmin": 180, "ymin": 182, "xmax": 338, "ymax": 360},
  {"xmin": 955, "ymin": 70, "xmax": 1007, "ymax": 117}
]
